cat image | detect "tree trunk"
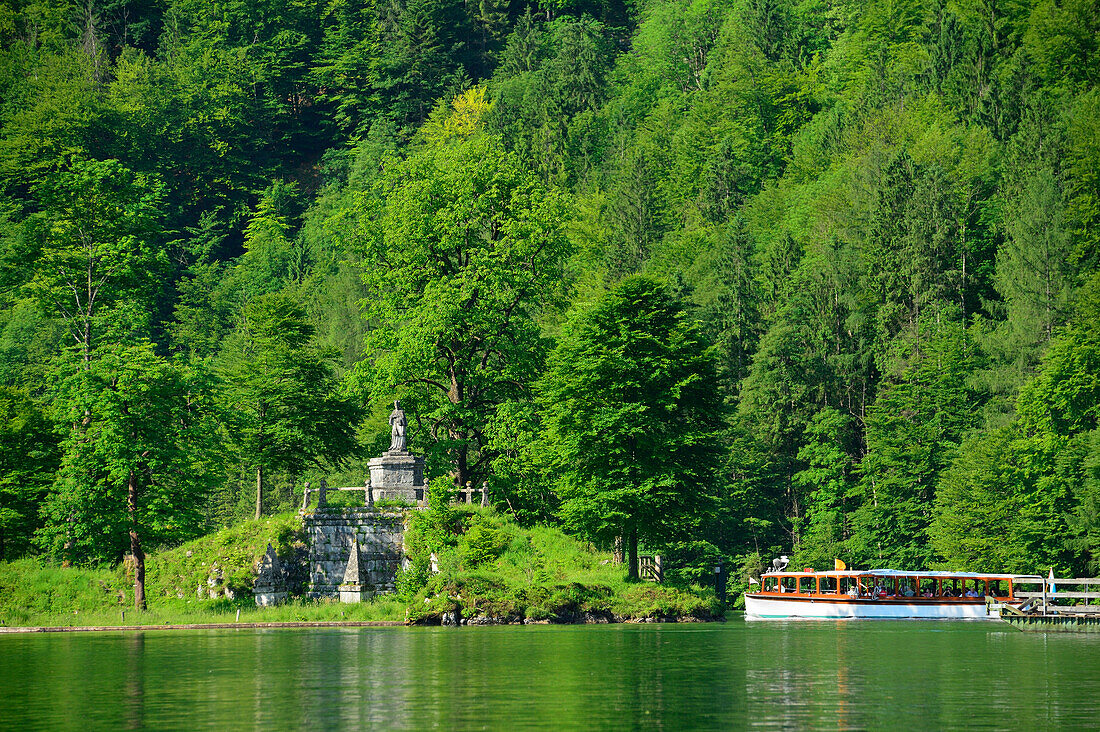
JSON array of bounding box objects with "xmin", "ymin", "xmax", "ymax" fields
[
  {"xmin": 613, "ymin": 535, "xmax": 624, "ymax": 564},
  {"xmin": 255, "ymin": 464, "xmax": 263, "ymax": 521},
  {"xmin": 454, "ymin": 434, "xmax": 469, "ymax": 489},
  {"xmin": 627, "ymin": 526, "xmax": 639, "ymax": 581},
  {"xmin": 128, "ymin": 469, "xmax": 146, "ymax": 611}
]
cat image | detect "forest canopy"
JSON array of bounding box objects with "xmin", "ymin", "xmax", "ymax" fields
[{"xmin": 0, "ymin": 0, "xmax": 1097, "ymax": 581}]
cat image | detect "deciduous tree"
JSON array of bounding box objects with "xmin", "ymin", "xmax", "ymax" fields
[{"xmin": 356, "ymin": 99, "xmax": 572, "ymax": 488}]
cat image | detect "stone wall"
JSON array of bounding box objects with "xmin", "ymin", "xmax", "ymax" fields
[{"xmin": 302, "ymin": 508, "xmax": 407, "ymax": 598}]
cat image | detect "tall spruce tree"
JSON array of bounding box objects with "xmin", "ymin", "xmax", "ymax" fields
[
  {"xmin": 216, "ymin": 293, "xmax": 360, "ymax": 520},
  {"xmin": 540, "ymin": 275, "xmax": 724, "ymax": 579}
]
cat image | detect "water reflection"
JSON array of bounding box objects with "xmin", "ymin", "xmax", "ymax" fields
[
  {"xmin": 2, "ymin": 622, "xmax": 1099, "ymax": 730},
  {"xmin": 124, "ymin": 634, "xmax": 144, "ymax": 730}
]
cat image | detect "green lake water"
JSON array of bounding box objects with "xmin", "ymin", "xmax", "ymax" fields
[{"xmin": 1, "ymin": 620, "xmax": 1098, "ymax": 730}]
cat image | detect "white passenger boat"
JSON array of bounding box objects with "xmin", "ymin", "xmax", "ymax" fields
[{"xmin": 744, "ymin": 568, "xmax": 1042, "ymax": 620}]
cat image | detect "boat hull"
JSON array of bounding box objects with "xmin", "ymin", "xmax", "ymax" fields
[{"xmin": 744, "ymin": 594, "xmax": 996, "ymax": 620}]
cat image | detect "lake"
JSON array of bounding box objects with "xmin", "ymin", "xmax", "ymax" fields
[{"xmin": 1, "ymin": 620, "xmax": 1097, "ymax": 730}]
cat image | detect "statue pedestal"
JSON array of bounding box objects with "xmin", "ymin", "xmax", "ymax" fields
[{"xmin": 368, "ymin": 450, "xmax": 425, "ymax": 505}]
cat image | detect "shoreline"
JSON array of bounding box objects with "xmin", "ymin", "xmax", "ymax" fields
[
  {"xmin": 0, "ymin": 620, "xmax": 406, "ymax": 633},
  {"xmin": 0, "ymin": 614, "xmax": 725, "ymax": 633}
]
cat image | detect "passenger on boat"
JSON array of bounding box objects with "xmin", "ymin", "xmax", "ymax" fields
[
  {"xmin": 847, "ymin": 584, "xmax": 859, "ymax": 598},
  {"xmin": 921, "ymin": 588, "xmax": 934, "ymax": 598},
  {"xmin": 964, "ymin": 588, "xmax": 980, "ymax": 598},
  {"xmin": 941, "ymin": 588, "xmax": 954, "ymax": 597},
  {"xmin": 902, "ymin": 584, "xmax": 915, "ymax": 598}
]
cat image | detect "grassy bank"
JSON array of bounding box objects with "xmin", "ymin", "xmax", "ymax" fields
[
  {"xmin": 0, "ymin": 513, "xmax": 406, "ymax": 627},
  {"xmin": 401, "ymin": 501, "xmax": 722, "ymax": 624},
  {"xmin": 1, "ymin": 505, "xmax": 722, "ymax": 628}
]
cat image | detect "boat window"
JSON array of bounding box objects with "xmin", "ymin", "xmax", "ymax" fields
[
  {"xmin": 820, "ymin": 577, "xmax": 838, "ymax": 595},
  {"xmin": 918, "ymin": 579, "xmax": 935, "ymax": 598},
  {"xmin": 896, "ymin": 579, "xmax": 917, "ymax": 598},
  {"xmin": 799, "ymin": 576, "xmax": 815, "ymax": 594},
  {"xmin": 779, "ymin": 577, "xmax": 797, "ymax": 593}
]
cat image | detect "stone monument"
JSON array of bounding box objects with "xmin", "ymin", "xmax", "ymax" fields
[
  {"xmin": 253, "ymin": 543, "xmax": 287, "ymax": 606},
  {"xmin": 338, "ymin": 538, "xmax": 366, "ymax": 603},
  {"xmin": 368, "ymin": 400, "xmax": 425, "ymax": 504}
]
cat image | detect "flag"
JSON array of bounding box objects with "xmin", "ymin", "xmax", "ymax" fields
[{"xmin": 834, "ymin": 558, "xmax": 846, "ymax": 571}]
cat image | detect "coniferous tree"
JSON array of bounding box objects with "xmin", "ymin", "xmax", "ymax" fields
[
  {"xmin": 540, "ymin": 275, "xmax": 724, "ymax": 579},
  {"xmin": 216, "ymin": 294, "xmax": 360, "ymax": 520}
]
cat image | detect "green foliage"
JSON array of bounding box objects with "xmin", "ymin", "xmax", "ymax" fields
[
  {"xmin": 144, "ymin": 512, "xmax": 305, "ymax": 600},
  {"xmin": 0, "ymin": 387, "xmax": 60, "ymax": 560},
  {"xmin": 540, "ymin": 275, "xmax": 724, "ymax": 576},
  {"xmin": 0, "ymin": 0, "xmax": 1097, "ymax": 581},
  {"xmin": 403, "ymin": 505, "xmax": 720, "ymax": 623},
  {"xmin": 22, "ymin": 157, "xmax": 166, "ymax": 362},
  {"xmin": 38, "ymin": 344, "xmax": 218, "ymax": 565},
  {"xmin": 215, "ymin": 293, "xmax": 361, "ymax": 519},
  {"xmin": 459, "ymin": 519, "xmax": 512, "ymax": 568},
  {"xmin": 0, "ymin": 558, "xmax": 128, "ymax": 626},
  {"xmin": 0, "ymin": 513, "xmax": 406, "ymax": 626},
  {"xmin": 354, "ymin": 115, "xmax": 573, "ymax": 488}
]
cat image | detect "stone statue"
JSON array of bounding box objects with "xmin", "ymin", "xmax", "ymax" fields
[{"xmin": 388, "ymin": 400, "xmax": 408, "ymax": 452}]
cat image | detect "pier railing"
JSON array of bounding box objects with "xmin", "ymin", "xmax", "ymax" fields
[{"xmin": 1003, "ymin": 577, "xmax": 1100, "ymax": 618}]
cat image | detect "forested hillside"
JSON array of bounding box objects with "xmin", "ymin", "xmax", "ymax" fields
[{"xmin": 0, "ymin": 0, "xmax": 1097, "ymax": 580}]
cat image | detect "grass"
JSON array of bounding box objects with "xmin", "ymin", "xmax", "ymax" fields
[
  {"xmin": 0, "ymin": 513, "xmax": 405, "ymax": 628},
  {"xmin": 0, "ymin": 505, "xmax": 722, "ymax": 628},
  {"xmin": 0, "ymin": 558, "xmax": 128, "ymax": 626},
  {"xmin": 403, "ymin": 506, "xmax": 722, "ymax": 623},
  {"xmin": 144, "ymin": 512, "xmax": 305, "ymax": 601}
]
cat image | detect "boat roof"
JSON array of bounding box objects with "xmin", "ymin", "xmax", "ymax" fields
[{"xmin": 761, "ymin": 568, "xmax": 1044, "ymax": 580}]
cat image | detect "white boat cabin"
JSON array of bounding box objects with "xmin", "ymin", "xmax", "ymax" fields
[{"xmin": 745, "ymin": 569, "xmax": 1043, "ymax": 620}]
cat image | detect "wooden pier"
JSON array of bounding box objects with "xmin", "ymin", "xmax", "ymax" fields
[{"xmin": 998, "ymin": 577, "xmax": 1100, "ymax": 632}]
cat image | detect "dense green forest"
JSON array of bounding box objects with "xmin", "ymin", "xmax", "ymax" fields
[{"xmin": 0, "ymin": 0, "xmax": 1097, "ymax": 587}]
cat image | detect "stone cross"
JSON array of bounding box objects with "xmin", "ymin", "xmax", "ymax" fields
[
  {"xmin": 301, "ymin": 481, "xmax": 312, "ymax": 511},
  {"xmin": 317, "ymin": 478, "xmax": 328, "ymax": 508}
]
